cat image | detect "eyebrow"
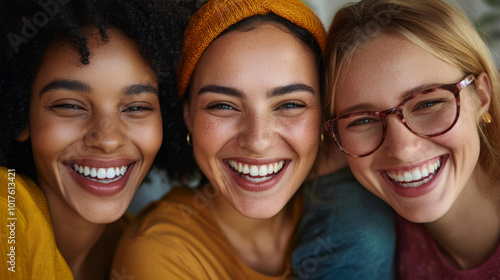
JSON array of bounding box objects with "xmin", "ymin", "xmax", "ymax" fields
[
  {"xmin": 123, "ymin": 84, "xmax": 159, "ymax": 95},
  {"xmin": 198, "ymin": 85, "xmax": 244, "ymax": 97},
  {"xmin": 269, "ymin": 84, "xmax": 315, "ymax": 97},
  {"xmin": 39, "ymin": 79, "xmax": 91, "ymax": 95},
  {"xmin": 39, "ymin": 79, "xmax": 158, "ymax": 96},
  {"xmin": 197, "ymin": 83, "xmax": 315, "ymax": 98},
  {"xmin": 339, "ymin": 82, "xmax": 445, "ymax": 115}
]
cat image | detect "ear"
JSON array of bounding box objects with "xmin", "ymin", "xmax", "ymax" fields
[
  {"xmin": 183, "ymin": 100, "xmax": 192, "ymax": 133},
  {"xmin": 474, "ymin": 72, "xmax": 492, "ymax": 119},
  {"xmin": 16, "ymin": 126, "xmax": 30, "ymax": 142}
]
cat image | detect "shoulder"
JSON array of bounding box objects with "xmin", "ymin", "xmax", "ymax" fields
[
  {"xmin": 0, "ymin": 167, "xmax": 72, "ymax": 279},
  {"xmin": 112, "ymin": 186, "xmax": 232, "ymax": 279}
]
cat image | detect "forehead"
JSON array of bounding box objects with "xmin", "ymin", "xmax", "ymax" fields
[
  {"xmin": 189, "ymin": 23, "xmax": 318, "ymax": 95},
  {"xmin": 335, "ymin": 34, "xmax": 463, "ymax": 112},
  {"xmin": 33, "ymin": 29, "xmax": 156, "ymax": 92}
]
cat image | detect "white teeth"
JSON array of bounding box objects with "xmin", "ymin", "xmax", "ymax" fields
[
  {"xmin": 412, "ymin": 170, "xmax": 422, "ymax": 181},
  {"xmin": 429, "ymin": 163, "xmax": 435, "ymax": 173},
  {"xmin": 250, "ymin": 165, "xmax": 259, "ymax": 176},
  {"xmin": 228, "ymin": 160, "xmax": 286, "ymax": 177},
  {"xmin": 404, "ymin": 172, "xmax": 412, "ymax": 182},
  {"xmin": 243, "ymin": 164, "xmax": 250, "ymax": 174},
  {"xmin": 106, "ymin": 168, "xmax": 115, "ymax": 179},
  {"xmin": 267, "ymin": 164, "xmax": 274, "ymax": 174},
  {"xmin": 386, "ymin": 158, "xmax": 442, "ymax": 187},
  {"xmin": 72, "ymin": 164, "xmax": 128, "ymax": 180},
  {"xmin": 421, "ymin": 168, "xmax": 429, "ymax": 177},
  {"xmin": 97, "ymin": 168, "xmax": 106, "ymax": 179},
  {"xmin": 258, "ymin": 166, "xmax": 267, "ymax": 176}
]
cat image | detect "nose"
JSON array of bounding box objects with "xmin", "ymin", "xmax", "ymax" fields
[
  {"xmin": 380, "ymin": 114, "xmax": 422, "ymax": 159},
  {"xmin": 238, "ymin": 112, "xmax": 273, "ymax": 153},
  {"xmin": 83, "ymin": 115, "xmax": 125, "ymax": 154}
]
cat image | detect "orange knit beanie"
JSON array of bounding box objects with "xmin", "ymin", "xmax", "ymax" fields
[{"xmin": 177, "ymin": 0, "xmax": 327, "ymax": 98}]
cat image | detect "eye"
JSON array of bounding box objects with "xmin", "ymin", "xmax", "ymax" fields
[
  {"xmin": 206, "ymin": 102, "xmax": 236, "ymax": 111},
  {"xmin": 412, "ymin": 99, "xmax": 448, "ymax": 112},
  {"xmin": 50, "ymin": 102, "xmax": 86, "ymax": 112},
  {"xmin": 277, "ymin": 102, "xmax": 305, "ymax": 110},
  {"xmin": 346, "ymin": 116, "xmax": 380, "ymax": 128},
  {"xmin": 122, "ymin": 105, "xmax": 153, "ymax": 112}
]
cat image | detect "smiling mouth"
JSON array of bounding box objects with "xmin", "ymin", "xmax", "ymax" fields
[
  {"xmin": 71, "ymin": 163, "xmax": 130, "ymax": 184},
  {"xmin": 227, "ymin": 160, "xmax": 286, "ymax": 183},
  {"xmin": 385, "ymin": 157, "xmax": 443, "ymax": 188}
]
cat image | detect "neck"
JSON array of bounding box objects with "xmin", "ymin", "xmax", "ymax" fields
[
  {"xmin": 207, "ymin": 184, "xmax": 296, "ymax": 276},
  {"xmin": 41, "ymin": 185, "xmax": 107, "ymax": 279},
  {"xmin": 425, "ymin": 176, "xmax": 500, "ymax": 269}
]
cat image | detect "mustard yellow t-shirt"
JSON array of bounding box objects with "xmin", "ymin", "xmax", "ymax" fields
[
  {"xmin": 112, "ymin": 187, "xmax": 302, "ymax": 279},
  {"xmin": 0, "ymin": 167, "xmax": 73, "ymax": 280}
]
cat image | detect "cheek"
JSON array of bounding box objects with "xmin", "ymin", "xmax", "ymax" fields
[
  {"xmin": 347, "ymin": 157, "xmax": 375, "ymax": 184},
  {"xmin": 29, "ymin": 115, "xmax": 82, "ymax": 162},
  {"xmin": 282, "ymin": 113, "xmax": 321, "ymax": 154},
  {"xmin": 131, "ymin": 116, "xmax": 163, "ymax": 159}
]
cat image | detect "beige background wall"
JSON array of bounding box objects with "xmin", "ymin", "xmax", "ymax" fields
[{"xmin": 302, "ymin": 0, "xmax": 500, "ymax": 65}]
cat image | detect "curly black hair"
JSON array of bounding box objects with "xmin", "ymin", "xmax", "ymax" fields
[{"xmin": 0, "ymin": 0, "xmax": 198, "ymax": 182}]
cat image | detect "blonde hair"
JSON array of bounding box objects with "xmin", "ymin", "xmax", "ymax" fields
[{"xmin": 325, "ymin": 0, "xmax": 500, "ymax": 185}]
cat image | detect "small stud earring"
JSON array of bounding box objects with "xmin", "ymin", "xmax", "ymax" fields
[
  {"xmin": 483, "ymin": 112, "xmax": 492, "ymax": 124},
  {"xmin": 186, "ymin": 132, "xmax": 192, "ymax": 146}
]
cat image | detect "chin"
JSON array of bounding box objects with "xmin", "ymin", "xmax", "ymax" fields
[{"xmin": 80, "ymin": 204, "xmax": 128, "ymax": 224}]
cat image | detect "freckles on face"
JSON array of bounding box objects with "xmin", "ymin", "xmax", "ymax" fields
[
  {"xmin": 28, "ymin": 28, "xmax": 162, "ymax": 224},
  {"xmin": 335, "ymin": 34, "xmax": 483, "ymax": 222},
  {"xmin": 185, "ymin": 23, "xmax": 321, "ymax": 218}
]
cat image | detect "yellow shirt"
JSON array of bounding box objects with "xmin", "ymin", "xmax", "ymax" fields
[
  {"xmin": 113, "ymin": 187, "xmax": 302, "ymax": 279},
  {"xmin": 0, "ymin": 167, "xmax": 73, "ymax": 280}
]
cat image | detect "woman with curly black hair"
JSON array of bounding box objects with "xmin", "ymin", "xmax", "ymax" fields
[{"xmin": 0, "ymin": 0, "xmax": 193, "ymax": 279}]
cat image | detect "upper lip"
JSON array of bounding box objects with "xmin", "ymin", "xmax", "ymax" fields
[
  {"xmin": 65, "ymin": 158, "xmax": 136, "ymax": 168},
  {"xmin": 378, "ymin": 155, "xmax": 444, "ymax": 173},
  {"xmin": 224, "ymin": 157, "xmax": 289, "ymax": 165}
]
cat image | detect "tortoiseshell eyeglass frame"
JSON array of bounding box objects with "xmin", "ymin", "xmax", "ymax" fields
[{"xmin": 324, "ymin": 74, "xmax": 475, "ymax": 157}]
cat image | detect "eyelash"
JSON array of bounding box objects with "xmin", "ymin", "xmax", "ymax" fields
[
  {"xmin": 206, "ymin": 102, "xmax": 236, "ymax": 111},
  {"xmin": 122, "ymin": 105, "xmax": 153, "ymax": 112},
  {"xmin": 278, "ymin": 101, "xmax": 305, "ymax": 110},
  {"xmin": 51, "ymin": 103, "xmax": 83, "ymax": 110},
  {"xmin": 51, "ymin": 103, "xmax": 153, "ymax": 113}
]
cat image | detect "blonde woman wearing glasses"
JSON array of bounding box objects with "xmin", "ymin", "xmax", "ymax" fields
[{"xmin": 324, "ymin": 0, "xmax": 500, "ymax": 278}]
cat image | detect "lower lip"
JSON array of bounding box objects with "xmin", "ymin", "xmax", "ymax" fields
[
  {"xmin": 67, "ymin": 164, "xmax": 134, "ymax": 196},
  {"xmin": 227, "ymin": 162, "xmax": 289, "ymax": 192},
  {"xmin": 383, "ymin": 156, "xmax": 447, "ymax": 198}
]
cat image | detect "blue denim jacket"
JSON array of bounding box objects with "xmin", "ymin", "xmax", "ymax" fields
[{"xmin": 291, "ymin": 167, "xmax": 395, "ymax": 280}]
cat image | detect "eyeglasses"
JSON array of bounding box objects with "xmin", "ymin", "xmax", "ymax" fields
[{"xmin": 325, "ymin": 75, "xmax": 475, "ymax": 157}]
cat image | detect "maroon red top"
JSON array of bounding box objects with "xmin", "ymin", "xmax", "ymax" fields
[{"xmin": 396, "ymin": 214, "xmax": 500, "ymax": 279}]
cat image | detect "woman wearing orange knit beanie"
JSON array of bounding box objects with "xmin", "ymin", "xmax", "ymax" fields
[{"xmin": 112, "ymin": 0, "xmax": 395, "ymax": 278}]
